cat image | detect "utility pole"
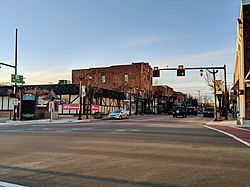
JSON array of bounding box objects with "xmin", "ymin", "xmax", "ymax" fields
[
  {"xmin": 13, "ymin": 28, "xmax": 18, "ymax": 121},
  {"xmin": 207, "ymin": 69, "xmax": 218, "ymax": 121},
  {"xmin": 224, "ymin": 65, "xmax": 228, "ymax": 120}
]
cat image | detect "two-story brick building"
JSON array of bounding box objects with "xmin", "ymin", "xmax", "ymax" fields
[
  {"xmin": 72, "ymin": 62, "xmax": 153, "ymax": 114},
  {"xmin": 233, "ymin": 0, "xmax": 250, "ymax": 125}
]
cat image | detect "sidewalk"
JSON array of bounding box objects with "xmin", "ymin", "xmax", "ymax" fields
[
  {"xmin": 205, "ymin": 117, "xmax": 250, "ymax": 147},
  {"xmin": 0, "ymin": 115, "xmax": 93, "ymax": 126}
]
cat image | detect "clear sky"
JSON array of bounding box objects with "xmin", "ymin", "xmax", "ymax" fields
[{"xmin": 0, "ymin": 0, "xmax": 241, "ymax": 97}]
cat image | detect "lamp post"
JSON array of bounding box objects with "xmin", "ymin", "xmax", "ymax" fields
[
  {"xmin": 78, "ymin": 75, "xmax": 91, "ymax": 120},
  {"xmin": 86, "ymin": 76, "xmax": 92, "ymax": 119},
  {"xmin": 128, "ymin": 87, "xmax": 133, "ymax": 116},
  {"xmin": 78, "ymin": 75, "xmax": 84, "ymax": 120}
]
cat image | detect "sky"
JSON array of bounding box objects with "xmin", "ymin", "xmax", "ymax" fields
[{"xmin": 0, "ymin": 0, "xmax": 241, "ymax": 98}]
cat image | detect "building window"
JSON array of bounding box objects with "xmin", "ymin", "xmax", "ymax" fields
[
  {"xmin": 102, "ymin": 74, "xmax": 106, "ymax": 83},
  {"xmin": 124, "ymin": 74, "xmax": 128, "ymax": 82}
]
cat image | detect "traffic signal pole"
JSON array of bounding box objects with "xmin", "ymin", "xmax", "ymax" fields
[{"xmin": 154, "ymin": 65, "xmax": 228, "ymax": 120}]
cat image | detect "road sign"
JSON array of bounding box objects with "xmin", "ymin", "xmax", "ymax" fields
[
  {"xmin": 11, "ymin": 74, "xmax": 24, "ymax": 83},
  {"xmin": 82, "ymin": 86, "xmax": 86, "ymax": 97}
]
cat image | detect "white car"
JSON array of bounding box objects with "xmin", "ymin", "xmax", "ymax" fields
[{"xmin": 108, "ymin": 109, "xmax": 129, "ymax": 119}]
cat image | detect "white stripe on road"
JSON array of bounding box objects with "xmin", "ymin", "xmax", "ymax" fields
[
  {"xmin": 116, "ymin": 129, "xmax": 127, "ymax": 132},
  {"xmin": 116, "ymin": 129, "xmax": 141, "ymax": 132},
  {"xmin": 0, "ymin": 181, "xmax": 27, "ymax": 187},
  {"xmin": 204, "ymin": 125, "xmax": 250, "ymax": 147}
]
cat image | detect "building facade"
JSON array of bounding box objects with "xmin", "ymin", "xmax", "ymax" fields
[
  {"xmin": 72, "ymin": 62, "xmax": 154, "ymax": 114},
  {"xmin": 233, "ymin": 0, "xmax": 250, "ymax": 125}
]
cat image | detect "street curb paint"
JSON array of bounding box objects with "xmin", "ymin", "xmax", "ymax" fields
[
  {"xmin": 0, "ymin": 181, "xmax": 27, "ymax": 187},
  {"xmin": 204, "ymin": 125, "xmax": 250, "ymax": 148}
]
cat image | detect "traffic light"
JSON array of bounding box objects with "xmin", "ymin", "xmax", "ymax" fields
[
  {"xmin": 177, "ymin": 65, "xmax": 185, "ymax": 76},
  {"xmin": 153, "ymin": 67, "xmax": 160, "ymax": 77}
]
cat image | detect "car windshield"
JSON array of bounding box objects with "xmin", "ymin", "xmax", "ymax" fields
[{"xmin": 112, "ymin": 110, "xmax": 122, "ymax": 113}]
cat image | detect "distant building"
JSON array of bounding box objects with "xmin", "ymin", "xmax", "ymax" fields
[
  {"xmin": 153, "ymin": 85, "xmax": 175, "ymax": 114},
  {"xmin": 232, "ymin": 0, "xmax": 250, "ymax": 125}
]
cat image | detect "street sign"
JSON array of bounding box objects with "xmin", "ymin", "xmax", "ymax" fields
[
  {"xmin": 82, "ymin": 86, "xmax": 86, "ymax": 97},
  {"xmin": 62, "ymin": 104, "xmax": 80, "ymax": 110},
  {"xmin": 13, "ymin": 98, "xmax": 19, "ymax": 106},
  {"xmin": 11, "ymin": 74, "xmax": 24, "ymax": 84}
]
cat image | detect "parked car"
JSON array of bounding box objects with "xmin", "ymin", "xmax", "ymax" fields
[
  {"xmin": 203, "ymin": 107, "xmax": 214, "ymax": 117},
  {"xmin": 173, "ymin": 106, "xmax": 187, "ymax": 118},
  {"xmin": 108, "ymin": 109, "xmax": 129, "ymax": 119},
  {"xmin": 187, "ymin": 107, "xmax": 197, "ymax": 116}
]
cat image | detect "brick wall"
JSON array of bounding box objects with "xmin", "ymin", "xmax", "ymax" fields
[
  {"xmin": 72, "ymin": 62, "xmax": 153, "ymax": 95},
  {"xmin": 244, "ymin": 4, "xmax": 250, "ymax": 119},
  {"xmin": 153, "ymin": 85, "xmax": 173, "ymax": 96}
]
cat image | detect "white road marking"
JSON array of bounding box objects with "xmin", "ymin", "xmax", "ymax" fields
[
  {"xmin": 116, "ymin": 129, "xmax": 141, "ymax": 132},
  {"xmin": 131, "ymin": 129, "xmax": 141, "ymax": 132},
  {"xmin": 204, "ymin": 125, "xmax": 250, "ymax": 147},
  {"xmin": 0, "ymin": 181, "xmax": 27, "ymax": 187},
  {"xmin": 71, "ymin": 128, "xmax": 94, "ymax": 130},
  {"xmin": 231, "ymin": 126, "xmax": 250, "ymax": 132}
]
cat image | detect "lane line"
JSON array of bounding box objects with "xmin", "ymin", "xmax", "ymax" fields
[
  {"xmin": 116, "ymin": 129, "xmax": 127, "ymax": 132},
  {"xmin": 0, "ymin": 181, "xmax": 27, "ymax": 187},
  {"xmin": 204, "ymin": 125, "xmax": 250, "ymax": 147}
]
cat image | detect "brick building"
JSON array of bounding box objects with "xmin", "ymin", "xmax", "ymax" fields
[
  {"xmin": 72, "ymin": 62, "xmax": 153, "ymax": 92},
  {"xmin": 233, "ymin": 0, "xmax": 250, "ymax": 125},
  {"xmin": 72, "ymin": 62, "xmax": 153, "ymax": 114}
]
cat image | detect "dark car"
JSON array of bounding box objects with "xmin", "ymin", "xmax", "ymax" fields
[
  {"xmin": 203, "ymin": 107, "xmax": 214, "ymax": 117},
  {"xmin": 187, "ymin": 107, "xmax": 197, "ymax": 116},
  {"xmin": 173, "ymin": 106, "xmax": 187, "ymax": 118}
]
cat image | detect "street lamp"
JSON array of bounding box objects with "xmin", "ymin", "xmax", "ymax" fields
[
  {"xmin": 128, "ymin": 87, "xmax": 133, "ymax": 116},
  {"xmin": 86, "ymin": 76, "xmax": 92, "ymax": 119},
  {"xmin": 78, "ymin": 75, "xmax": 92, "ymax": 120}
]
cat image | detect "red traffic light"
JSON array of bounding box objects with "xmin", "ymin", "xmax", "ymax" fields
[{"xmin": 178, "ymin": 65, "xmax": 184, "ymax": 69}]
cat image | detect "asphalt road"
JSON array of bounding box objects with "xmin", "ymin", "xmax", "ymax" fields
[{"xmin": 0, "ymin": 115, "xmax": 249, "ymax": 187}]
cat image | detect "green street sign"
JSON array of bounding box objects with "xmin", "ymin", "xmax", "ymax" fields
[{"xmin": 11, "ymin": 74, "xmax": 24, "ymax": 84}]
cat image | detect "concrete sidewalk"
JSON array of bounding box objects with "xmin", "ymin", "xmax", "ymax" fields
[{"xmin": 0, "ymin": 118, "xmax": 91, "ymax": 126}]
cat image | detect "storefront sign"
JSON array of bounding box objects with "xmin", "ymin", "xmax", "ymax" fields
[
  {"xmin": 63, "ymin": 104, "xmax": 80, "ymax": 110},
  {"xmin": 91, "ymin": 104, "xmax": 100, "ymax": 110}
]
